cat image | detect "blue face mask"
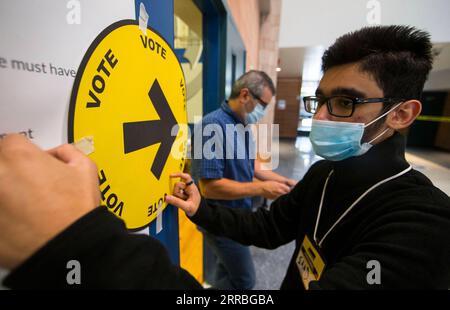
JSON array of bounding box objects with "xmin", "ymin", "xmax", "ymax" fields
[
  {"xmin": 246, "ymin": 103, "xmax": 266, "ymax": 124},
  {"xmin": 309, "ymin": 103, "xmax": 401, "ymax": 161}
]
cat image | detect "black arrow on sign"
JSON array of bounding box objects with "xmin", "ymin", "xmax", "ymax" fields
[{"xmin": 123, "ymin": 79, "xmax": 179, "ymax": 179}]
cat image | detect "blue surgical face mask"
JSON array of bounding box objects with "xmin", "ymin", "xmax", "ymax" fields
[
  {"xmin": 309, "ymin": 102, "xmax": 402, "ymax": 161},
  {"xmin": 247, "ymin": 103, "xmax": 266, "ymax": 124}
]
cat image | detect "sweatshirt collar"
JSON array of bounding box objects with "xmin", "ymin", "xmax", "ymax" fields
[
  {"xmin": 221, "ymin": 100, "xmax": 247, "ymax": 125},
  {"xmin": 331, "ymin": 132, "xmax": 410, "ymax": 188}
]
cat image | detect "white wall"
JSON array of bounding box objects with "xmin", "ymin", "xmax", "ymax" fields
[
  {"xmin": 0, "ymin": 0, "xmax": 135, "ymax": 288},
  {"xmin": 0, "ymin": 0, "xmax": 135, "ymax": 149},
  {"xmin": 279, "ymin": 0, "xmax": 450, "ymax": 48}
]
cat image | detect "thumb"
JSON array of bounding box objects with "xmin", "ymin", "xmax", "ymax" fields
[
  {"xmin": 47, "ymin": 144, "xmax": 85, "ymax": 165},
  {"xmin": 166, "ymin": 194, "xmax": 191, "ymax": 213}
]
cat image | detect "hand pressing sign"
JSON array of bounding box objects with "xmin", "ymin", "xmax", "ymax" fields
[
  {"xmin": 166, "ymin": 172, "xmax": 202, "ymax": 217},
  {"xmin": 0, "ymin": 134, "xmax": 100, "ymax": 270}
]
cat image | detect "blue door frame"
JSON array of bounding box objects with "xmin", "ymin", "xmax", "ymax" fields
[
  {"xmin": 133, "ymin": 0, "xmax": 228, "ymax": 267},
  {"xmin": 194, "ymin": 0, "xmax": 227, "ymax": 115},
  {"xmin": 134, "ymin": 0, "xmax": 179, "ymax": 264}
]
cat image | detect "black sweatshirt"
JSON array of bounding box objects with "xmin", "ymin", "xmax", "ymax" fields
[
  {"xmin": 189, "ymin": 133, "xmax": 450, "ymax": 289},
  {"xmin": 4, "ymin": 133, "xmax": 450, "ymax": 289}
]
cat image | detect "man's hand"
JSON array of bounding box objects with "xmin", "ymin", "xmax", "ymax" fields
[
  {"xmin": 166, "ymin": 172, "xmax": 201, "ymax": 217},
  {"xmin": 254, "ymin": 160, "xmax": 297, "ymax": 190},
  {"xmin": 0, "ymin": 134, "xmax": 100, "ymax": 270},
  {"xmin": 284, "ymin": 178, "xmax": 297, "ymax": 188},
  {"xmin": 260, "ymin": 180, "xmax": 291, "ymax": 199}
]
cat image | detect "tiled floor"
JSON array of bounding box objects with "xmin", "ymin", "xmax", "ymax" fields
[
  {"xmin": 406, "ymin": 152, "xmax": 450, "ymax": 195},
  {"xmin": 251, "ymin": 137, "xmax": 320, "ymax": 290},
  {"xmin": 251, "ymin": 136, "xmax": 450, "ymax": 289}
]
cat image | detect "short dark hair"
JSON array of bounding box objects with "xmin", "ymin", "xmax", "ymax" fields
[
  {"xmin": 322, "ymin": 25, "xmax": 433, "ymax": 103},
  {"xmin": 229, "ymin": 70, "xmax": 276, "ymax": 100}
]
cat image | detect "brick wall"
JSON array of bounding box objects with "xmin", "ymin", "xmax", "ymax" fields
[
  {"xmin": 228, "ymin": 0, "xmax": 282, "ymax": 167},
  {"xmin": 227, "ymin": 0, "xmax": 260, "ymax": 70}
]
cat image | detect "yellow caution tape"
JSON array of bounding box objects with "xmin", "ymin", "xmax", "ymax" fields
[{"xmin": 416, "ymin": 115, "xmax": 450, "ymax": 123}]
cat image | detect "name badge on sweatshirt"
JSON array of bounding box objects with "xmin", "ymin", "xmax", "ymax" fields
[{"xmin": 296, "ymin": 235, "xmax": 326, "ymax": 289}]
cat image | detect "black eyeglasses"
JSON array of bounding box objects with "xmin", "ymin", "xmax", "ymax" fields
[
  {"xmin": 248, "ymin": 89, "xmax": 270, "ymax": 109},
  {"xmin": 303, "ymin": 95, "xmax": 404, "ymax": 117}
]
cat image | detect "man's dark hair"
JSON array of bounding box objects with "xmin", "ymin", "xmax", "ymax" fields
[
  {"xmin": 229, "ymin": 70, "xmax": 276, "ymax": 100},
  {"xmin": 322, "ymin": 25, "xmax": 433, "ymax": 103}
]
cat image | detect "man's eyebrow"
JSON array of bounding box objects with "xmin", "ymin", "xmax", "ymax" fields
[
  {"xmin": 315, "ymin": 87, "xmax": 368, "ymax": 99},
  {"xmin": 330, "ymin": 87, "xmax": 367, "ymax": 98}
]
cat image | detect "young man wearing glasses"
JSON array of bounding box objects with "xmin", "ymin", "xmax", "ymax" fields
[
  {"xmin": 168, "ymin": 25, "xmax": 450, "ymax": 289},
  {"xmin": 190, "ymin": 70, "xmax": 296, "ymax": 289}
]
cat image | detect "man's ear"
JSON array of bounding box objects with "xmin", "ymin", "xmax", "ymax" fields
[
  {"xmin": 386, "ymin": 100, "xmax": 422, "ymax": 130},
  {"xmin": 239, "ymin": 88, "xmax": 251, "ymax": 102}
]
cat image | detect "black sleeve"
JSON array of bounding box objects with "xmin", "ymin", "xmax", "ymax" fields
[
  {"xmin": 3, "ymin": 207, "xmax": 202, "ymax": 289},
  {"xmin": 189, "ymin": 178, "xmax": 306, "ymax": 249}
]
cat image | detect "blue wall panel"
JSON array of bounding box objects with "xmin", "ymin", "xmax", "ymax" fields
[
  {"xmin": 134, "ymin": 0, "xmax": 179, "ymax": 265},
  {"xmin": 194, "ymin": 0, "xmax": 227, "ymax": 115}
]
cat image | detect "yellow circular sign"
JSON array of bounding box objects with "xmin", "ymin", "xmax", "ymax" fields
[{"xmin": 69, "ymin": 20, "xmax": 187, "ymax": 231}]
